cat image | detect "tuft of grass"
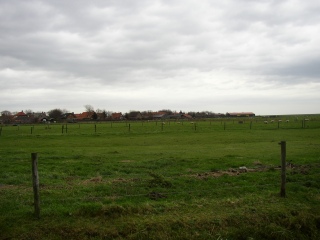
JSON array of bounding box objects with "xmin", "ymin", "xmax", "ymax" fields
[{"xmin": 147, "ymin": 172, "xmax": 173, "ymax": 188}]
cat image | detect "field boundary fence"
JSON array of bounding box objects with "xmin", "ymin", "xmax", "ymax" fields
[
  {"xmin": 24, "ymin": 147, "xmax": 320, "ymax": 218},
  {"xmin": 1, "ymin": 118, "xmax": 320, "ymax": 137},
  {"xmin": 8, "ymin": 170, "xmax": 319, "ymax": 220}
]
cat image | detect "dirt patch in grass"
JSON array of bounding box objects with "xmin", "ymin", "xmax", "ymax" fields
[
  {"xmin": 79, "ymin": 177, "xmax": 142, "ymax": 186},
  {"xmin": 111, "ymin": 178, "xmax": 141, "ymax": 183},
  {"xmin": 188, "ymin": 163, "xmax": 317, "ymax": 180},
  {"xmin": 119, "ymin": 160, "xmax": 135, "ymax": 163},
  {"xmin": 191, "ymin": 169, "xmax": 248, "ymax": 179},
  {"xmin": 188, "ymin": 166, "xmax": 272, "ymax": 179},
  {"xmin": 83, "ymin": 176, "xmax": 103, "ymax": 183},
  {"xmin": 0, "ymin": 184, "xmax": 16, "ymax": 189}
]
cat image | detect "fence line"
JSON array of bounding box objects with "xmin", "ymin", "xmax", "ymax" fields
[
  {"xmin": 33, "ymin": 162, "xmax": 320, "ymax": 183},
  {"xmin": 13, "ymin": 180, "xmax": 317, "ymax": 206},
  {"xmin": 5, "ymin": 175, "xmax": 319, "ymax": 196},
  {"xmin": 1, "ymin": 119, "xmax": 320, "ymax": 137}
]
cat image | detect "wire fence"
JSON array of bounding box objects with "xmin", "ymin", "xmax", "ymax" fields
[
  {"xmin": 1, "ymin": 118, "xmax": 320, "ymax": 137},
  {"xmin": 3, "ymin": 167, "xmax": 319, "ymax": 209},
  {"xmin": 1, "ymin": 122, "xmax": 319, "ymax": 221}
]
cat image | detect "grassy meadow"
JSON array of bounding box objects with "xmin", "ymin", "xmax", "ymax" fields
[{"xmin": 0, "ymin": 116, "xmax": 320, "ymax": 239}]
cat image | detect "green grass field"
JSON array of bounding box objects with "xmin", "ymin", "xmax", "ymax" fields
[{"xmin": 1, "ymin": 117, "xmax": 320, "ymax": 239}]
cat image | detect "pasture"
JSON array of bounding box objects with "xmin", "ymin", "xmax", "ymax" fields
[{"xmin": 0, "ymin": 117, "xmax": 320, "ymax": 239}]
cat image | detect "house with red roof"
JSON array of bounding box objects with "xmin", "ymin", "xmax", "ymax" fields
[
  {"xmin": 13, "ymin": 111, "xmax": 34, "ymax": 124},
  {"xmin": 111, "ymin": 112, "xmax": 124, "ymax": 120},
  {"xmin": 75, "ymin": 112, "xmax": 96, "ymax": 121}
]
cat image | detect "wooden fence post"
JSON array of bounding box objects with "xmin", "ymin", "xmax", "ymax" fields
[
  {"xmin": 95, "ymin": 124, "xmax": 97, "ymax": 133},
  {"xmin": 31, "ymin": 153, "xmax": 40, "ymax": 218},
  {"xmin": 128, "ymin": 124, "xmax": 131, "ymax": 132},
  {"xmin": 65, "ymin": 124, "xmax": 68, "ymax": 133},
  {"xmin": 61, "ymin": 125, "xmax": 64, "ymax": 134},
  {"xmin": 279, "ymin": 141, "xmax": 286, "ymax": 197}
]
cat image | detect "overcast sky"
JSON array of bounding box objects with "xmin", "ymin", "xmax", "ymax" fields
[{"xmin": 1, "ymin": 0, "xmax": 320, "ymax": 115}]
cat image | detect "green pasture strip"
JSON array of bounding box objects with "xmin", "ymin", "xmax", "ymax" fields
[
  {"xmin": 1, "ymin": 118, "xmax": 320, "ymax": 137},
  {"xmin": 0, "ymin": 122, "xmax": 319, "ymax": 239},
  {"xmin": 1, "ymin": 181, "xmax": 319, "ymax": 239}
]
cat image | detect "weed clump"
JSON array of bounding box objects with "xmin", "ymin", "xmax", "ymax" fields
[{"xmin": 147, "ymin": 172, "xmax": 172, "ymax": 188}]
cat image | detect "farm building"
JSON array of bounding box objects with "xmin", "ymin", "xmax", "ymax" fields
[
  {"xmin": 13, "ymin": 111, "xmax": 34, "ymax": 124},
  {"xmin": 111, "ymin": 112, "xmax": 124, "ymax": 120},
  {"xmin": 152, "ymin": 111, "xmax": 172, "ymax": 120},
  {"xmin": 181, "ymin": 114, "xmax": 193, "ymax": 119},
  {"xmin": 226, "ymin": 112, "xmax": 255, "ymax": 117},
  {"xmin": 127, "ymin": 111, "xmax": 143, "ymax": 120},
  {"xmin": 75, "ymin": 112, "xmax": 96, "ymax": 121},
  {"xmin": 61, "ymin": 112, "xmax": 77, "ymax": 123}
]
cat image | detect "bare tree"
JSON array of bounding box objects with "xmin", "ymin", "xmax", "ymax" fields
[
  {"xmin": 1, "ymin": 110, "xmax": 11, "ymax": 116},
  {"xmin": 96, "ymin": 108, "xmax": 110, "ymax": 120},
  {"xmin": 106, "ymin": 111, "xmax": 113, "ymax": 117},
  {"xmin": 25, "ymin": 109, "xmax": 33, "ymax": 115},
  {"xmin": 84, "ymin": 105, "xmax": 94, "ymax": 112},
  {"xmin": 1, "ymin": 110, "xmax": 13, "ymax": 124}
]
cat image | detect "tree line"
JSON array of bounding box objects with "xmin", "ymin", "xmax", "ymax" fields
[{"xmin": 1, "ymin": 104, "xmax": 223, "ymax": 124}]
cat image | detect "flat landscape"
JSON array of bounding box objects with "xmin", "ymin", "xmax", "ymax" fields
[{"xmin": 1, "ymin": 116, "xmax": 320, "ymax": 239}]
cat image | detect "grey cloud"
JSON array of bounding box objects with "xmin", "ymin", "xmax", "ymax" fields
[
  {"xmin": 274, "ymin": 58, "xmax": 320, "ymax": 79},
  {"xmin": 1, "ymin": 0, "xmax": 320, "ymax": 114}
]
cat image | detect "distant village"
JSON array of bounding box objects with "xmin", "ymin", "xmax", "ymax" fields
[{"xmin": 0, "ymin": 108, "xmax": 255, "ymax": 124}]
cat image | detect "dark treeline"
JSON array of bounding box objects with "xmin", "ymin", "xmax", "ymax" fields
[{"xmin": 1, "ymin": 107, "xmax": 257, "ymax": 124}]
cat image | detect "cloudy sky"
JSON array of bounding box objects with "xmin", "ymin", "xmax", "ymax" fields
[{"xmin": 1, "ymin": 0, "xmax": 320, "ymax": 115}]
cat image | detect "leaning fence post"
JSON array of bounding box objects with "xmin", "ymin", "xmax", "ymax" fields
[
  {"xmin": 31, "ymin": 153, "xmax": 40, "ymax": 218},
  {"xmin": 279, "ymin": 141, "xmax": 286, "ymax": 197}
]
